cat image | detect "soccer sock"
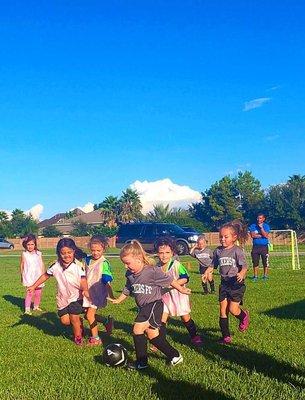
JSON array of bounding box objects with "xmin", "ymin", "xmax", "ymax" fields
[
  {"xmin": 159, "ymin": 322, "xmax": 167, "ymax": 339},
  {"xmin": 33, "ymin": 288, "xmax": 42, "ymax": 308},
  {"xmin": 150, "ymin": 334, "xmax": 179, "ymax": 360},
  {"xmin": 235, "ymin": 310, "xmax": 246, "ymax": 322},
  {"xmin": 219, "ymin": 317, "xmax": 230, "ymax": 337},
  {"xmin": 201, "ymin": 282, "xmax": 209, "ymax": 294},
  {"xmin": 209, "ymin": 280, "xmax": 215, "ymax": 292},
  {"xmin": 133, "ymin": 334, "xmax": 148, "ymax": 365},
  {"xmin": 183, "ymin": 318, "xmax": 198, "ymax": 338}
]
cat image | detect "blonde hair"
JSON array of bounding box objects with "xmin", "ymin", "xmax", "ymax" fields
[
  {"xmin": 197, "ymin": 235, "xmax": 207, "ymax": 243},
  {"xmin": 220, "ymin": 219, "xmax": 249, "ymax": 246},
  {"xmin": 120, "ymin": 240, "xmax": 155, "ymax": 266}
]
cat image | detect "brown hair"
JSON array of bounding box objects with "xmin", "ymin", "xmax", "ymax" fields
[
  {"xmin": 120, "ymin": 240, "xmax": 155, "ymax": 266},
  {"xmin": 89, "ymin": 235, "xmax": 108, "ymax": 249},
  {"xmin": 22, "ymin": 234, "xmax": 38, "ymax": 251},
  {"xmin": 220, "ymin": 219, "xmax": 249, "ymax": 246}
]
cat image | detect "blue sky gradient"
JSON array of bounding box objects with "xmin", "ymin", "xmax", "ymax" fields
[{"xmin": 1, "ymin": 1, "xmax": 304, "ymax": 218}]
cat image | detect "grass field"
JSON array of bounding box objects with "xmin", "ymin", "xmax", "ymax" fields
[{"xmin": 0, "ymin": 250, "xmax": 304, "ymax": 400}]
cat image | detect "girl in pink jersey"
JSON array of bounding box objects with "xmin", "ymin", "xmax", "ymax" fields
[
  {"xmin": 20, "ymin": 234, "xmax": 45, "ymax": 315},
  {"xmin": 27, "ymin": 238, "xmax": 90, "ymax": 346}
]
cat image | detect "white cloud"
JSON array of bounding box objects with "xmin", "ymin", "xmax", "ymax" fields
[
  {"xmin": 243, "ymin": 97, "xmax": 271, "ymax": 111},
  {"xmin": 70, "ymin": 202, "xmax": 94, "ymax": 213},
  {"xmin": 265, "ymin": 134, "xmax": 280, "ymax": 142},
  {"xmin": 26, "ymin": 204, "xmax": 44, "ymax": 220},
  {"xmin": 130, "ymin": 178, "xmax": 202, "ymax": 214}
]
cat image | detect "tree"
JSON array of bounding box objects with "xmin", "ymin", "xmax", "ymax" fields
[
  {"xmin": 42, "ymin": 225, "xmax": 62, "ymax": 237},
  {"xmin": 0, "ymin": 211, "xmax": 11, "ymax": 238},
  {"xmin": 10, "ymin": 209, "xmax": 39, "ymax": 237},
  {"xmin": 70, "ymin": 222, "xmax": 91, "ymax": 237},
  {"xmin": 95, "ymin": 196, "xmax": 120, "ymax": 227},
  {"xmin": 118, "ymin": 188, "xmax": 142, "ymax": 223},
  {"xmin": 146, "ymin": 204, "xmax": 172, "ymax": 221}
]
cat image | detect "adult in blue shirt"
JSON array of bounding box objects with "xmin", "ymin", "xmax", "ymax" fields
[{"xmin": 249, "ymin": 214, "xmax": 270, "ymax": 281}]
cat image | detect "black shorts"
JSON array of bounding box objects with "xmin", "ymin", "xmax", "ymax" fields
[
  {"xmin": 135, "ymin": 300, "xmax": 163, "ymax": 329},
  {"xmin": 58, "ymin": 299, "xmax": 84, "ymax": 317},
  {"xmin": 219, "ymin": 278, "xmax": 246, "ymax": 304},
  {"xmin": 251, "ymin": 245, "xmax": 269, "ymax": 267}
]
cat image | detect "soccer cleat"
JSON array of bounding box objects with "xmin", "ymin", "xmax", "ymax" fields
[
  {"xmin": 251, "ymin": 276, "xmax": 258, "ymax": 282},
  {"xmin": 262, "ymin": 275, "xmax": 269, "ymax": 280},
  {"xmin": 87, "ymin": 337, "xmax": 102, "ymax": 346},
  {"xmin": 104, "ymin": 315, "xmax": 114, "ymax": 335},
  {"xmin": 170, "ymin": 354, "xmax": 183, "ymax": 366},
  {"xmin": 24, "ymin": 310, "xmax": 32, "ymax": 315},
  {"xmin": 239, "ymin": 310, "xmax": 250, "ymax": 332},
  {"xmin": 127, "ymin": 361, "xmax": 148, "ymax": 371},
  {"xmin": 218, "ymin": 336, "xmax": 232, "ymax": 345},
  {"xmin": 191, "ymin": 335, "xmax": 203, "ymax": 346},
  {"xmin": 74, "ymin": 336, "xmax": 84, "ymax": 346}
]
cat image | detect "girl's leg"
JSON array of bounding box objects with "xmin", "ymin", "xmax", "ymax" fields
[
  {"xmin": 181, "ymin": 314, "xmax": 202, "ymax": 345},
  {"xmin": 219, "ymin": 299, "xmax": 231, "ymax": 342},
  {"xmin": 147, "ymin": 327, "xmax": 181, "ymax": 365},
  {"xmin": 229, "ymin": 301, "xmax": 250, "ymax": 332},
  {"xmin": 86, "ymin": 307, "xmax": 99, "ymax": 338},
  {"xmin": 151, "ymin": 313, "xmax": 168, "ymax": 351},
  {"xmin": 70, "ymin": 314, "xmax": 83, "ymax": 345},
  {"xmin": 33, "ymin": 288, "xmax": 43, "ymax": 310},
  {"xmin": 208, "ymin": 272, "xmax": 215, "ymax": 293},
  {"xmin": 24, "ymin": 290, "xmax": 34, "ymax": 313},
  {"xmin": 132, "ymin": 322, "xmax": 149, "ymax": 368},
  {"xmin": 201, "ymin": 275, "xmax": 209, "ymax": 295}
]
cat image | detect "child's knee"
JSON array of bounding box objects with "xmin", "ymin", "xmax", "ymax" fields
[{"xmin": 60, "ymin": 315, "xmax": 71, "ymax": 326}]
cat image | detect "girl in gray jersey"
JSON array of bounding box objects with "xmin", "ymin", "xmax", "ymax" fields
[
  {"xmin": 108, "ymin": 240, "xmax": 191, "ymax": 370},
  {"xmin": 190, "ymin": 235, "xmax": 214, "ymax": 295},
  {"xmin": 203, "ymin": 220, "xmax": 250, "ymax": 344}
]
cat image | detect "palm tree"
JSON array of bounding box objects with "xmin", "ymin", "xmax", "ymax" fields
[
  {"xmin": 98, "ymin": 196, "xmax": 120, "ymax": 227},
  {"xmin": 146, "ymin": 204, "xmax": 171, "ymax": 221},
  {"xmin": 119, "ymin": 189, "xmax": 142, "ymax": 223}
]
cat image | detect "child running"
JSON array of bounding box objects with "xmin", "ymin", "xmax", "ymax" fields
[
  {"xmin": 27, "ymin": 238, "xmax": 89, "ymax": 346},
  {"xmin": 203, "ymin": 220, "xmax": 250, "ymax": 344},
  {"xmin": 108, "ymin": 240, "xmax": 191, "ymax": 370},
  {"xmin": 155, "ymin": 237, "xmax": 202, "ymax": 346},
  {"xmin": 190, "ymin": 235, "xmax": 214, "ymax": 295},
  {"xmin": 83, "ymin": 235, "xmax": 114, "ymax": 346},
  {"xmin": 20, "ymin": 234, "xmax": 45, "ymax": 315}
]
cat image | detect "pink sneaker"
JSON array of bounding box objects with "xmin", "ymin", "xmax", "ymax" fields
[
  {"xmin": 104, "ymin": 315, "xmax": 114, "ymax": 335},
  {"xmin": 74, "ymin": 336, "xmax": 83, "ymax": 346},
  {"xmin": 87, "ymin": 337, "xmax": 102, "ymax": 347},
  {"xmin": 191, "ymin": 335, "xmax": 203, "ymax": 346},
  {"xmin": 239, "ymin": 310, "xmax": 250, "ymax": 332},
  {"xmin": 218, "ymin": 336, "xmax": 232, "ymax": 345}
]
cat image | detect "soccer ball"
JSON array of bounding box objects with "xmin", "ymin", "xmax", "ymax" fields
[{"xmin": 102, "ymin": 343, "xmax": 128, "ymax": 367}]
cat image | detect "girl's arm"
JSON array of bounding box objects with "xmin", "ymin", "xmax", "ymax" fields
[
  {"xmin": 27, "ymin": 273, "xmax": 50, "ymax": 292},
  {"xmin": 202, "ymin": 266, "xmax": 214, "ymax": 282},
  {"xmin": 170, "ymin": 280, "xmax": 191, "ymax": 295},
  {"xmin": 80, "ymin": 276, "xmax": 90, "ymax": 300},
  {"xmin": 176, "ymin": 278, "xmax": 188, "ymax": 285},
  {"xmin": 107, "ymin": 293, "xmax": 128, "ymax": 304},
  {"xmin": 236, "ymin": 267, "xmax": 247, "ymax": 282}
]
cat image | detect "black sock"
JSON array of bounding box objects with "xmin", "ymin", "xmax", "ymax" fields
[
  {"xmin": 133, "ymin": 334, "xmax": 148, "ymax": 365},
  {"xmin": 202, "ymin": 282, "xmax": 209, "ymax": 293},
  {"xmin": 209, "ymin": 280, "xmax": 215, "ymax": 292},
  {"xmin": 150, "ymin": 334, "xmax": 179, "ymax": 360},
  {"xmin": 183, "ymin": 318, "xmax": 197, "ymax": 338},
  {"xmin": 219, "ymin": 317, "xmax": 230, "ymax": 337},
  {"xmin": 159, "ymin": 322, "xmax": 167, "ymax": 339},
  {"xmin": 235, "ymin": 310, "xmax": 246, "ymax": 322}
]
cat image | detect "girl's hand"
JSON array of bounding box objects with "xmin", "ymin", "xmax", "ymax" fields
[
  {"xmin": 83, "ymin": 290, "xmax": 91, "ymax": 300},
  {"xmin": 236, "ymin": 271, "xmax": 245, "ymax": 282},
  {"xmin": 180, "ymin": 287, "xmax": 191, "ymax": 295},
  {"xmin": 27, "ymin": 285, "xmax": 34, "ymax": 293},
  {"xmin": 107, "ymin": 297, "xmax": 120, "ymax": 304}
]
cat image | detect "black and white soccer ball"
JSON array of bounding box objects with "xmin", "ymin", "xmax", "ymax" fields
[{"xmin": 102, "ymin": 343, "xmax": 128, "ymax": 368}]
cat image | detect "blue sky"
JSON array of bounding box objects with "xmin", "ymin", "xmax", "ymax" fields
[{"xmin": 1, "ymin": 1, "xmax": 305, "ymax": 219}]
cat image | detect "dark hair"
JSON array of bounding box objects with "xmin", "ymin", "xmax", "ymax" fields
[
  {"xmin": 220, "ymin": 219, "xmax": 249, "ymax": 246},
  {"xmin": 22, "ymin": 234, "xmax": 38, "ymax": 251},
  {"xmin": 155, "ymin": 236, "xmax": 177, "ymax": 254},
  {"xmin": 56, "ymin": 238, "xmax": 86, "ymax": 263},
  {"xmin": 89, "ymin": 235, "xmax": 108, "ymax": 249},
  {"xmin": 257, "ymin": 213, "xmax": 266, "ymax": 219}
]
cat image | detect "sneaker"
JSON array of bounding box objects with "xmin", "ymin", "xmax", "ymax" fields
[
  {"xmin": 191, "ymin": 335, "xmax": 203, "ymax": 346},
  {"xmin": 170, "ymin": 353, "xmax": 183, "ymax": 366},
  {"xmin": 239, "ymin": 310, "xmax": 250, "ymax": 332},
  {"xmin": 251, "ymin": 276, "xmax": 258, "ymax": 282},
  {"xmin": 104, "ymin": 315, "xmax": 114, "ymax": 335},
  {"xmin": 127, "ymin": 361, "xmax": 148, "ymax": 370},
  {"xmin": 24, "ymin": 310, "xmax": 32, "ymax": 315},
  {"xmin": 262, "ymin": 275, "xmax": 269, "ymax": 280},
  {"xmin": 218, "ymin": 336, "xmax": 232, "ymax": 345},
  {"xmin": 87, "ymin": 337, "xmax": 102, "ymax": 347},
  {"xmin": 33, "ymin": 307, "xmax": 43, "ymax": 312},
  {"xmin": 74, "ymin": 336, "xmax": 83, "ymax": 346}
]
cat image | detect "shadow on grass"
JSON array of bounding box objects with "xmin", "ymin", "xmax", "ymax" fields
[
  {"xmin": 264, "ymin": 299, "xmax": 305, "ymax": 320},
  {"xmin": 3, "ymin": 294, "xmax": 24, "ymax": 311}
]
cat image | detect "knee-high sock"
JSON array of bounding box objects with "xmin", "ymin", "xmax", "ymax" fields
[
  {"xmin": 33, "ymin": 288, "xmax": 42, "ymax": 308},
  {"xmin": 25, "ymin": 291, "xmax": 33, "ymax": 310},
  {"xmin": 183, "ymin": 318, "xmax": 198, "ymax": 338},
  {"xmin": 150, "ymin": 334, "xmax": 179, "ymax": 360},
  {"xmin": 219, "ymin": 317, "xmax": 230, "ymax": 337},
  {"xmin": 133, "ymin": 334, "xmax": 148, "ymax": 364}
]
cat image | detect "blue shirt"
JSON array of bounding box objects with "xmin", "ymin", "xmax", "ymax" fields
[{"xmin": 249, "ymin": 222, "xmax": 270, "ymax": 246}]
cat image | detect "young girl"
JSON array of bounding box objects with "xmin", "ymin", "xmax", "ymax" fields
[
  {"xmin": 20, "ymin": 234, "xmax": 45, "ymax": 314},
  {"xmin": 156, "ymin": 237, "xmax": 202, "ymax": 346},
  {"xmin": 83, "ymin": 235, "xmax": 114, "ymax": 346},
  {"xmin": 27, "ymin": 238, "xmax": 90, "ymax": 346},
  {"xmin": 190, "ymin": 235, "xmax": 214, "ymax": 295},
  {"xmin": 108, "ymin": 240, "xmax": 191, "ymax": 370},
  {"xmin": 203, "ymin": 220, "xmax": 250, "ymax": 344}
]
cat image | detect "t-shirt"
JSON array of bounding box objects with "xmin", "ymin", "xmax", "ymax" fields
[
  {"xmin": 160, "ymin": 258, "xmax": 189, "ymax": 281},
  {"xmin": 212, "ymin": 245, "xmax": 247, "ymax": 280},
  {"xmin": 249, "ymin": 222, "xmax": 270, "ymax": 246},
  {"xmin": 122, "ymin": 265, "xmax": 173, "ymax": 307},
  {"xmin": 191, "ymin": 248, "xmax": 213, "ymax": 269},
  {"xmin": 47, "ymin": 260, "xmax": 86, "ymax": 310}
]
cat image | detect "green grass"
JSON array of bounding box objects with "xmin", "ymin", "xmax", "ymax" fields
[{"xmin": 0, "ymin": 253, "xmax": 304, "ymax": 400}]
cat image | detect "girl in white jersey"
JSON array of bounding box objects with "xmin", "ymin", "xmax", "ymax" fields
[
  {"xmin": 28, "ymin": 238, "xmax": 90, "ymax": 346},
  {"xmin": 20, "ymin": 234, "xmax": 45, "ymax": 314}
]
